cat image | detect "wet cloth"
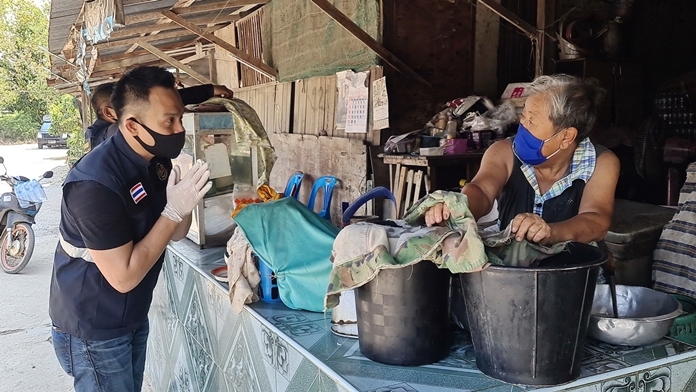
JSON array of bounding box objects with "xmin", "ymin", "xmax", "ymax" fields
[
  {"xmin": 653, "ymin": 162, "xmax": 696, "ymax": 299},
  {"xmin": 479, "ymin": 224, "xmax": 569, "ymax": 267},
  {"xmin": 233, "ymin": 197, "xmax": 339, "ymax": 312},
  {"xmin": 223, "ymin": 228, "xmax": 261, "ymax": 313},
  {"xmin": 325, "ymin": 191, "xmax": 568, "ymax": 309}
]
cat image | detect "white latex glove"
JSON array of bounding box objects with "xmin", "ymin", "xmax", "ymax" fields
[{"xmin": 161, "ymin": 162, "xmax": 213, "ymax": 223}]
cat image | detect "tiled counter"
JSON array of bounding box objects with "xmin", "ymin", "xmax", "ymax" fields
[{"xmin": 146, "ymin": 239, "xmax": 696, "ymax": 392}]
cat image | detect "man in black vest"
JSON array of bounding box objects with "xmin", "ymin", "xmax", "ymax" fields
[
  {"xmin": 49, "ymin": 66, "xmax": 212, "ymax": 392},
  {"xmin": 84, "ymin": 80, "xmax": 233, "ymax": 151},
  {"xmin": 84, "ymin": 82, "xmax": 118, "ymax": 150}
]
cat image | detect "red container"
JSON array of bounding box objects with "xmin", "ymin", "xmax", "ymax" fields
[{"xmin": 442, "ymin": 139, "xmax": 469, "ymax": 155}]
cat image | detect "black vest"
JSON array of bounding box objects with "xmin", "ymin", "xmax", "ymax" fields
[
  {"xmin": 84, "ymin": 118, "xmax": 111, "ymax": 150},
  {"xmin": 49, "ymin": 131, "xmax": 170, "ymax": 341},
  {"xmin": 497, "ymin": 143, "xmax": 606, "ymax": 229}
]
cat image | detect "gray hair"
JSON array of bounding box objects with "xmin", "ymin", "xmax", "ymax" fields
[{"xmin": 528, "ymin": 74, "xmax": 605, "ymax": 140}]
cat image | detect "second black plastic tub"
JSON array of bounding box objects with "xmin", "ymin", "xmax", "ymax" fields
[
  {"xmin": 460, "ymin": 242, "xmax": 606, "ymax": 386},
  {"xmin": 356, "ymin": 260, "xmax": 451, "ymax": 366}
]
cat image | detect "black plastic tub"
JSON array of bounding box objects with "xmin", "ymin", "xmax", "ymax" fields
[
  {"xmin": 460, "ymin": 242, "xmax": 606, "ymax": 386},
  {"xmin": 356, "ymin": 260, "xmax": 451, "ymax": 366}
]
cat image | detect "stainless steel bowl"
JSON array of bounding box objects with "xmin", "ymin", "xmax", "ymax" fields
[{"xmin": 588, "ymin": 284, "xmax": 683, "ymax": 346}]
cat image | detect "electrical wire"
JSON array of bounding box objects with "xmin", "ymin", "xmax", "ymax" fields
[{"xmin": 200, "ymin": 0, "xmax": 233, "ymax": 36}]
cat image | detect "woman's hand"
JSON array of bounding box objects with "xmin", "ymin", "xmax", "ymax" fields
[
  {"xmin": 424, "ymin": 203, "xmax": 451, "ymax": 227},
  {"xmin": 511, "ymin": 213, "xmax": 554, "ymax": 244}
]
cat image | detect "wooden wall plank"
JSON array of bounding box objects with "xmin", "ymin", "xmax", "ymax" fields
[
  {"xmin": 279, "ymin": 82, "xmax": 292, "ymax": 134},
  {"xmin": 305, "ymin": 78, "xmax": 320, "ymax": 135},
  {"xmin": 324, "ymin": 75, "xmax": 337, "ymax": 136},
  {"xmin": 316, "ymin": 77, "xmax": 326, "ymax": 135},
  {"xmin": 213, "ymin": 24, "xmax": 239, "ymax": 89},
  {"xmin": 236, "ymin": 9, "xmax": 272, "ymax": 87},
  {"xmin": 368, "ymin": 66, "xmax": 384, "ymax": 146},
  {"xmin": 293, "ymin": 79, "xmax": 307, "ymax": 134},
  {"xmin": 232, "ymin": 82, "xmax": 290, "ymax": 135},
  {"xmin": 270, "ymin": 133, "xmax": 367, "ymax": 225},
  {"xmin": 333, "ymin": 75, "xmax": 346, "ymax": 140}
]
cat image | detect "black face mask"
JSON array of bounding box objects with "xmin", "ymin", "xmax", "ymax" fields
[{"xmin": 130, "ymin": 118, "xmax": 185, "ymax": 160}]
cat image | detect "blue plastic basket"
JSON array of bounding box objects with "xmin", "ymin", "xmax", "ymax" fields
[{"xmin": 253, "ymin": 254, "xmax": 282, "ymax": 303}]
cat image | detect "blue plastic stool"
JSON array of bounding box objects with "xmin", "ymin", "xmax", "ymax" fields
[
  {"xmin": 307, "ymin": 176, "xmax": 338, "ymax": 221},
  {"xmin": 253, "ymin": 253, "xmax": 282, "ymax": 303},
  {"xmin": 284, "ymin": 171, "xmax": 304, "ymax": 199}
]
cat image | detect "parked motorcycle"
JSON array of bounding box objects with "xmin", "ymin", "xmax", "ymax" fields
[{"xmin": 0, "ymin": 156, "xmax": 53, "ymax": 273}]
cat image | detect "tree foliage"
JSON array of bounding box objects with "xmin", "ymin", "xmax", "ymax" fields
[
  {"xmin": 49, "ymin": 95, "xmax": 82, "ymax": 137},
  {"xmin": 0, "ymin": 112, "xmax": 39, "ymax": 142},
  {"xmin": 49, "ymin": 94, "xmax": 87, "ymax": 164},
  {"xmin": 0, "ymin": 0, "xmax": 81, "ymax": 147}
]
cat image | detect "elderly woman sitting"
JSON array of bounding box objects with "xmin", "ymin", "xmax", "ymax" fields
[{"xmin": 425, "ymin": 74, "xmax": 620, "ymax": 245}]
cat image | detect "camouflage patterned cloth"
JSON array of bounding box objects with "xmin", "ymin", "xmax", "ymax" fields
[
  {"xmin": 202, "ymin": 97, "xmax": 277, "ymax": 187},
  {"xmin": 324, "ymin": 191, "xmax": 569, "ymax": 309},
  {"xmin": 479, "ymin": 223, "xmax": 569, "ymax": 267}
]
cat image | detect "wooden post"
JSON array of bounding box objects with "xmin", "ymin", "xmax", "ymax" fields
[
  {"xmin": 476, "ymin": 0, "xmax": 544, "ymax": 77},
  {"xmin": 536, "ymin": 0, "xmax": 556, "ymax": 76},
  {"xmin": 208, "ymin": 49, "xmax": 218, "ymax": 84},
  {"xmin": 80, "ymin": 88, "xmax": 91, "ymax": 131},
  {"xmin": 395, "ymin": 166, "xmax": 407, "ymax": 218},
  {"xmin": 412, "ymin": 170, "xmax": 423, "ymax": 206},
  {"xmin": 136, "ymin": 41, "xmax": 212, "ymax": 84},
  {"xmin": 404, "ymin": 169, "xmax": 414, "ymax": 212},
  {"xmin": 161, "ymin": 10, "xmax": 277, "ymax": 80}
]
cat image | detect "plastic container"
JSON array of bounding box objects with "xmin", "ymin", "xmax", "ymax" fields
[
  {"xmin": 460, "ymin": 242, "xmax": 606, "ymax": 386},
  {"xmin": 668, "ymin": 294, "xmax": 696, "ymax": 345},
  {"xmin": 356, "ymin": 260, "xmax": 451, "ymax": 366},
  {"xmin": 253, "ymin": 254, "xmax": 281, "ymax": 303},
  {"xmin": 442, "ymin": 139, "xmax": 468, "ymax": 155},
  {"xmin": 420, "ymin": 135, "xmax": 441, "ymax": 148},
  {"xmin": 604, "ymin": 199, "xmax": 676, "ymax": 287},
  {"xmin": 419, "ymin": 147, "xmax": 444, "ymax": 156}
]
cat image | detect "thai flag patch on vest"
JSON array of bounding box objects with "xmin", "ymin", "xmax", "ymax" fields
[{"xmin": 130, "ymin": 182, "xmax": 147, "ymax": 204}]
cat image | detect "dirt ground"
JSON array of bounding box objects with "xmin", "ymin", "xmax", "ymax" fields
[{"xmin": 0, "ymin": 145, "xmax": 155, "ymax": 391}]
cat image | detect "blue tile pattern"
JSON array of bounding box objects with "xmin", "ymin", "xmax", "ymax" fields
[{"xmin": 146, "ymin": 241, "xmax": 696, "ymax": 392}]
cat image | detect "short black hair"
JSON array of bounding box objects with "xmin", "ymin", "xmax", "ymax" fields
[
  {"xmin": 90, "ymin": 82, "xmax": 115, "ymax": 119},
  {"xmin": 111, "ymin": 66, "xmax": 177, "ymax": 120}
]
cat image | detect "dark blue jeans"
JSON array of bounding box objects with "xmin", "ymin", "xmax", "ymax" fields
[{"xmin": 52, "ymin": 321, "xmax": 149, "ymax": 392}]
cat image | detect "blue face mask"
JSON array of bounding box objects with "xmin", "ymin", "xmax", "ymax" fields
[{"xmin": 512, "ymin": 123, "xmax": 563, "ymax": 166}]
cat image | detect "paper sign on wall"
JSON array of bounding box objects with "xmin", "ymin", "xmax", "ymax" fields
[
  {"xmin": 204, "ymin": 143, "xmax": 232, "ymax": 179},
  {"xmin": 372, "ymin": 76, "xmax": 389, "ymax": 130},
  {"xmin": 336, "ymin": 70, "xmax": 370, "ymax": 131},
  {"xmin": 345, "ymin": 86, "xmax": 369, "ymax": 134}
]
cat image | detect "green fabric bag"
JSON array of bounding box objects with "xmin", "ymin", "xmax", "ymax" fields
[{"xmin": 233, "ymin": 197, "xmax": 339, "ymax": 312}]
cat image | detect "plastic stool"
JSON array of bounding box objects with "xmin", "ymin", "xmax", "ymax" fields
[
  {"xmin": 307, "ymin": 176, "xmax": 337, "ymax": 220},
  {"xmin": 253, "ymin": 254, "xmax": 282, "ymax": 303},
  {"xmin": 284, "ymin": 171, "xmax": 304, "ymax": 200}
]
